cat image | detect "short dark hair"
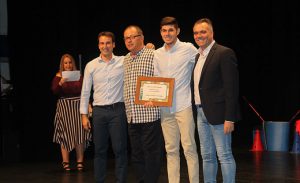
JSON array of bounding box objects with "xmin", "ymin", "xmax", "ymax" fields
[
  {"xmin": 123, "ymin": 25, "xmax": 144, "ymax": 35},
  {"xmin": 160, "ymin": 16, "xmax": 179, "ymax": 29},
  {"xmin": 194, "ymin": 18, "xmax": 214, "ymax": 32},
  {"xmin": 98, "ymin": 31, "xmax": 115, "ymax": 43}
]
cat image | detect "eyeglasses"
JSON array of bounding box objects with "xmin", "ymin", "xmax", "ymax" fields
[{"xmin": 123, "ymin": 34, "xmax": 141, "ymax": 41}]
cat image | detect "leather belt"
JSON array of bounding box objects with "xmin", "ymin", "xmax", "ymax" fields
[{"xmin": 95, "ymin": 102, "xmax": 123, "ymax": 110}]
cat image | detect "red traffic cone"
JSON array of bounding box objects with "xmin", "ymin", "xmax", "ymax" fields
[
  {"xmin": 295, "ymin": 119, "xmax": 300, "ymax": 136},
  {"xmin": 250, "ymin": 129, "xmax": 264, "ymax": 151}
]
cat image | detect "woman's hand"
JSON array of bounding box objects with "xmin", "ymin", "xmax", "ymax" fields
[{"xmin": 59, "ymin": 78, "xmax": 67, "ymax": 86}]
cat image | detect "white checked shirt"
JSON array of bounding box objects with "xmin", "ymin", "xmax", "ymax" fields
[{"xmin": 123, "ymin": 47, "xmax": 160, "ymax": 123}]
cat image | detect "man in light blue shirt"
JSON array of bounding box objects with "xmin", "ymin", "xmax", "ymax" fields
[
  {"xmin": 153, "ymin": 17, "xmax": 199, "ymax": 183},
  {"xmin": 80, "ymin": 31, "xmax": 127, "ymax": 183}
]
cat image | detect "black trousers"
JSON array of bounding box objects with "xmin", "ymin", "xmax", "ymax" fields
[
  {"xmin": 128, "ymin": 119, "xmax": 164, "ymax": 183},
  {"xmin": 92, "ymin": 103, "xmax": 128, "ymax": 183}
]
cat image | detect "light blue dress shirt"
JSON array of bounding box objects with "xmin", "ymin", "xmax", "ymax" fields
[
  {"xmin": 80, "ymin": 55, "xmax": 124, "ymax": 114},
  {"xmin": 154, "ymin": 39, "xmax": 198, "ymax": 113}
]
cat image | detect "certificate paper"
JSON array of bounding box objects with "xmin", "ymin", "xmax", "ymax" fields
[
  {"xmin": 62, "ymin": 71, "xmax": 80, "ymax": 81},
  {"xmin": 135, "ymin": 76, "xmax": 174, "ymax": 107},
  {"xmin": 140, "ymin": 82, "xmax": 168, "ymax": 101}
]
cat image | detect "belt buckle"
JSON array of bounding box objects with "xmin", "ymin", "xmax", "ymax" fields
[
  {"xmin": 110, "ymin": 102, "xmax": 118, "ymax": 110},
  {"xmin": 111, "ymin": 103, "xmax": 115, "ymax": 110}
]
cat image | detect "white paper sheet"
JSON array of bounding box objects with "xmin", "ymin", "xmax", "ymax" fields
[{"xmin": 62, "ymin": 71, "xmax": 80, "ymax": 81}]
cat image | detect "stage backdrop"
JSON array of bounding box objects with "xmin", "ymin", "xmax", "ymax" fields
[{"xmin": 3, "ymin": 0, "xmax": 300, "ymax": 161}]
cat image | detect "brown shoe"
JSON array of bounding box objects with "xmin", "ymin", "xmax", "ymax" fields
[
  {"xmin": 76, "ymin": 162, "xmax": 84, "ymax": 171},
  {"xmin": 62, "ymin": 162, "xmax": 71, "ymax": 171}
]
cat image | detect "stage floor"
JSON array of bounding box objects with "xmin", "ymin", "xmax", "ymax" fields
[{"xmin": 1, "ymin": 147, "xmax": 300, "ymax": 183}]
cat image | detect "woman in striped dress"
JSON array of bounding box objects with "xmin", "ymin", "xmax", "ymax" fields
[{"xmin": 51, "ymin": 54, "xmax": 91, "ymax": 171}]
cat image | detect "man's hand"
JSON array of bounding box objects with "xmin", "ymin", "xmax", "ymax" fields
[
  {"xmin": 224, "ymin": 121, "xmax": 234, "ymax": 134},
  {"xmin": 145, "ymin": 43, "xmax": 155, "ymax": 49},
  {"xmin": 88, "ymin": 104, "xmax": 93, "ymax": 117},
  {"xmin": 81, "ymin": 114, "xmax": 91, "ymax": 131},
  {"xmin": 144, "ymin": 101, "xmax": 154, "ymax": 107}
]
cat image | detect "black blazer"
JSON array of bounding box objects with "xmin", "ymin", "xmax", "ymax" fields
[{"xmin": 191, "ymin": 42, "xmax": 240, "ymax": 125}]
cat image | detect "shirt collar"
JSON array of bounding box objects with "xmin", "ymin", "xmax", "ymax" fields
[
  {"xmin": 98, "ymin": 54, "xmax": 116, "ymax": 63},
  {"xmin": 163, "ymin": 38, "xmax": 180, "ymax": 52},
  {"xmin": 130, "ymin": 46, "xmax": 145, "ymax": 58},
  {"xmin": 199, "ymin": 40, "xmax": 215, "ymax": 56}
]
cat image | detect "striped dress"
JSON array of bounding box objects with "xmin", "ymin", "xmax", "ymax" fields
[{"xmin": 51, "ymin": 75, "xmax": 91, "ymax": 152}]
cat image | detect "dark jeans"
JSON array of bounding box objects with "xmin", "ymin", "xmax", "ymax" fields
[
  {"xmin": 128, "ymin": 119, "xmax": 164, "ymax": 183},
  {"xmin": 92, "ymin": 103, "xmax": 128, "ymax": 183}
]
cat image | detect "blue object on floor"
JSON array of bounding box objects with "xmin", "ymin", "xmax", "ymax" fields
[{"xmin": 265, "ymin": 121, "xmax": 290, "ymax": 152}]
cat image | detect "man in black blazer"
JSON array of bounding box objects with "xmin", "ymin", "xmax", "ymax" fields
[{"xmin": 191, "ymin": 18, "xmax": 239, "ymax": 183}]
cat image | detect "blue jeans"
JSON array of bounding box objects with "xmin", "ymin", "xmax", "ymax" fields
[
  {"xmin": 196, "ymin": 107, "xmax": 236, "ymax": 183},
  {"xmin": 92, "ymin": 103, "xmax": 128, "ymax": 183}
]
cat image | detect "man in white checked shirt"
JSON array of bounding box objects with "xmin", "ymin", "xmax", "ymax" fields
[{"xmin": 123, "ymin": 25, "xmax": 164, "ymax": 183}]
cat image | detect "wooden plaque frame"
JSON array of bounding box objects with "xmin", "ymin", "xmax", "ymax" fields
[{"xmin": 135, "ymin": 76, "xmax": 175, "ymax": 107}]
